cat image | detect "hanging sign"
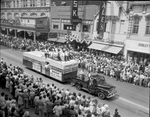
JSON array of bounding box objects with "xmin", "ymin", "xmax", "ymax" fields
[
  {"xmin": 97, "ymin": 1, "xmax": 107, "ymax": 39},
  {"xmin": 71, "ymin": 0, "xmax": 82, "ymax": 25}
]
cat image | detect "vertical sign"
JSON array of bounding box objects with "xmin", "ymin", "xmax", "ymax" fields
[
  {"xmin": 71, "ymin": 0, "xmax": 81, "ymax": 25},
  {"xmin": 97, "ymin": 1, "xmax": 107, "ymax": 39}
]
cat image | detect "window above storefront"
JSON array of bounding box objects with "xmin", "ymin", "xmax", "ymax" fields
[
  {"xmin": 145, "ymin": 18, "xmax": 150, "ymax": 35},
  {"xmin": 63, "ymin": 24, "xmax": 76, "ymax": 31},
  {"xmin": 82, "ymin": 24, "xmax": 91, "ymax": 32}
]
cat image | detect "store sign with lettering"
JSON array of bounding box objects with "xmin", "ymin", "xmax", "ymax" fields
[
  {"xmin": 98, "ymin": 1, "xmax": 107, "ymax": 39},
  {"xmin": 50, "ymin": 69, "xmax": 62, "ymax": 81},
  {"xmin": 138, "ymin": 43, "xmax": 150, "ymax": 48},
  {"xmin": 72, "ymin": 0, "xmax": 78, "ymax": 19},
  {"xmin": 71, "ymin": 0, "xmax": 81, "ymax": 25}
]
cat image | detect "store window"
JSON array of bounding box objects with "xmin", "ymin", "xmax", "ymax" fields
[
  {"xmin": 111, "ymin": 21, "xmax": 116, "ymax": 33},
  {"xmin": 82, "ymin": 25, "xmax": 91, "ymax": 32},
  {"xmin": 53, "ymin": 24, "xmax": 59, "ymax": 29},
  {"xmin": 145, "ymin": 18, "xmax": 150, "ymax": 35},
  {"xmin": 33, "ymin": 0, "xmax": 36, "ymax": 6},
  {"xmin": 17, "ymin": 1, "xmax": 19, "ymax": 7},
  {"xmin": 132, "ymin": 16, "xmax": 140, "ymax": 34},
  {"xmin": 119, "ymin": 20, "xmax": 125, "ymax": 34},
  {"xmin": 30, "ymin": 0, "xmax": 32, "ymax": 6},
  {"xmin": 41, "ymin": 0, "xmax": 43, "ymax": 6},
  {"xmin": 26, "ymin": 0, "xmax": 28, "ymax": 7},
  {"xmin": 44, "ymin": 0, "xmax": 46, "ymax": 6},
  {"xmin": 64, "ymin": 24, "xmax": 76, "ymax": 31},
  {"xmin": 13, "ymin": 1, "xmax": 15, "ymax": 7}
]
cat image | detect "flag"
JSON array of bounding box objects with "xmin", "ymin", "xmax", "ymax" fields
[
  {"xmin": 70, "ymin": 37, "xmax": 74, "ymax": 42},
  {"xmin": 9, "ymin": 19, "xmax": 14, "ymax": 24},
  {"xmin": 85, "ymin": 40, "xmax": 91, "ymax": 45},
  {"xmin": 80, "ymin": 39, "xmax": 85, "ymax": 43}
]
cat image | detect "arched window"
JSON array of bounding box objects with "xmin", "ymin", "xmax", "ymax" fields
[
  {"xmin": 145, "ymin": 15, "xmax": 150, "ymax": 35},
  {"xmin": 132, "ymin": 15, "xmax": 141, "ymax": 34}
]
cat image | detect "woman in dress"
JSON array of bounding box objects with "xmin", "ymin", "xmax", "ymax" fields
[{"xmin": 18, "ymin": 90, "xmax": 24, "ymax": 107}]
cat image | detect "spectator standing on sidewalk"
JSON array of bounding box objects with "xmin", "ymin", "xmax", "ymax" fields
[{"xmin": 113, "ymin": 108, "xmax": 121, "ymax": 117}]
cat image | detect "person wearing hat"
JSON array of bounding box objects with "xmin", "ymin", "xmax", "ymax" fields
[
  {"xmin": 102, "ymin": 104, "xmax": 110, "ymax": 117},
  {"xmin": 61, "ymin": 104, "xmax": 70, "ymax": 117},
  {"xmin": 23, "ymin": 89, "xmax": 29, "ymax": 109},
  {"xmin": 113, "ymin": 108, "xmax": 121, "ymax": 117}
]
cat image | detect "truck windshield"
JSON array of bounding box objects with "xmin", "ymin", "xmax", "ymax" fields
[{"xmin": 93, "ymin": 75, "xmax": 105, "ymax": 83}]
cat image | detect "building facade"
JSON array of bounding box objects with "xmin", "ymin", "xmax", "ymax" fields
[
  {"xmin": 124, "ymin": 1, "xmax": 150, "ymax": 63},
  {"xmin": 1, "ymin": 0, "xmax": 50, "ymax": 19},
  {"xmin": 50, "ymin": 1, "xmax": 129, "ymax": 52},
  {"xmin": 50, "ymin": 5, "xmax": 99, "ymax": 44},
  {"xmin": 88, "ymin": 1, "xmax": 129, "ymax": 55},
  {"xmin": 0, "ymin": 0, "xmax": 51, "ymax": 41}
]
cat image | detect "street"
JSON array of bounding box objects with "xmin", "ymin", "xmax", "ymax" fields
[{"xmin": 0, "ymin": 46, "xmax": 149, "ymax": 117}]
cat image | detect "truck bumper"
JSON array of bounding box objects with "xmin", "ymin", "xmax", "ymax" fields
[{"xmin": 107, "ymin": 90, "xmax": 117, "ymax": 98}]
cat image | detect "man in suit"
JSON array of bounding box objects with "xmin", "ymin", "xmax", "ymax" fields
[{"xmin": 46, "ymin": 99, "xmax": 54, "ymax": 117}]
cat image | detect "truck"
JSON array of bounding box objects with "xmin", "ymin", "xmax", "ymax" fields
[
  {"xmin": 23, "ymin": 51, "xmax": 79, "ymax": 83},
  {"xmin": 71, "ymin": 73, "xmax": 117, "ymax": 100}
]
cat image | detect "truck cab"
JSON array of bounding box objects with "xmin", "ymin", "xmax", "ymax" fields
[{"xmin": 71, "ymin": 73, "xmax": 117, "ymax": 100}]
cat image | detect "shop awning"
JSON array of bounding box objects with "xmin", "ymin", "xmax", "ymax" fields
[
  {"xmin": 88, "ymin": 43, "xmax": 106, "ymax": 51},
  {"xmin": 48, "ymin": 38, "xmax": 58, "ymax": 42},
  {"xmin": 56, "ymin": 37, "xmax": 67, "ymax": 43},
  {"xmin": 101, "ymin": 45, "xmax": 123, "ymax": 54}
]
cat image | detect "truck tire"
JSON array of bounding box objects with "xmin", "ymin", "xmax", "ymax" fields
[
  {"xmin": 98, "ymin": 92, "xmax": 105, "ymax": 100},
  {"xmin": 76, "ymin": 84, "xmax": 82, "ymax": 90}
]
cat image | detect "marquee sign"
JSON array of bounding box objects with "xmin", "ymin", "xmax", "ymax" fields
[
  {"xmin": 97, "ymin": 1, "xmax": 107, "ymax": 40},
  {"xmin": 71, "ymin": 0, "xmax": 82, "ymax": 25}
]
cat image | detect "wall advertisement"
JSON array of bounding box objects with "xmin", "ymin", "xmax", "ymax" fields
[
  {"xmin": 126, "ymin": 40, "xmax": 150, "ymax": 54},
  {"xmin": 50, "ymin": 69, "xmax": 62, "ymax": 81},
  {"xmin": 32, "ymin": 62, "xmax": 41, "ymax": 72}
]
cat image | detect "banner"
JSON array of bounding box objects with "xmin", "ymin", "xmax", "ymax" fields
[
  {"xmin": 17, "ymin": 29, "xmax": 22, "ymax": 32},
  {"xmin": 70, "ymin": 37, "xmax": 74, "ymax": 42},
  {"xmin": 80, "ymin": 39, "xmax": 85, "ymax": 43},
  {"xmin": 9, "ymin": 29, "xmax": 13, "ymax": 32},
  {"xmin": 85, "ymin": 40, "xmax": 91, "ymax": 45},
  {"xmin": 2, "ymin": 27, "xmax": 5, "ymax": 30},
  {"xmin": 27, "ymin": 31, "xmax": 32, "ymax": 36},
  {"xmin": 97, "ymin": 1, "xmax": 107, "ymax": 39},
  {"xmin": 36, "ymin": 32, "xmax": 41, "ymax": 36}
]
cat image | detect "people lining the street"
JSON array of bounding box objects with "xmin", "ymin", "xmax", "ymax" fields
[
  {"xmin": 0, "ymin": 59, "xmax": 117, "ymax": 117},
  {"xmin": 0, "ymin": 34, "xmax": 150, "ymax": 88}
]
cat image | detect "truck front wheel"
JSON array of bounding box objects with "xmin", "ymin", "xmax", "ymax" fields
[
  {"xmin": 76, "ymin": 84, "xmax": 82, "ymax": 90},
  {"xmin": 98, "ymin": 92, "xmax": 105, "ymax": 100}
]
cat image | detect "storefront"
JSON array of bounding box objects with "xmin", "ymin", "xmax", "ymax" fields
[
  {"xmin": 88, "ymin": 41, "xmax": 124, "ymax": 55},
  {"xmin": 125, "ymin": 40, "xmax": 150, "ymax": 65}
]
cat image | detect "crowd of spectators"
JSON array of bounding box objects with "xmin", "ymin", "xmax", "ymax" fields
[
  {"xmin": 0, "ymin": 58, "xmax": 122, "ymax": 117},
  {"xmin": 1, "ymin": 35, "xmax": 150, "ymax": 88}
]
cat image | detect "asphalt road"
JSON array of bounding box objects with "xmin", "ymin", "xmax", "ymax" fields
[{"xmin": 0, "ymin": 46, "xmax": 149, "ymax": 117}]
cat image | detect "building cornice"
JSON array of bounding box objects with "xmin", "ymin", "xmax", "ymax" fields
[
  {"xmin": 1, "ymin": 7, "xmax": 50, "ymax": 10},
  {"xmin": 129, "ymin": 1, "xmax": 150, "ymax": 6}
]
